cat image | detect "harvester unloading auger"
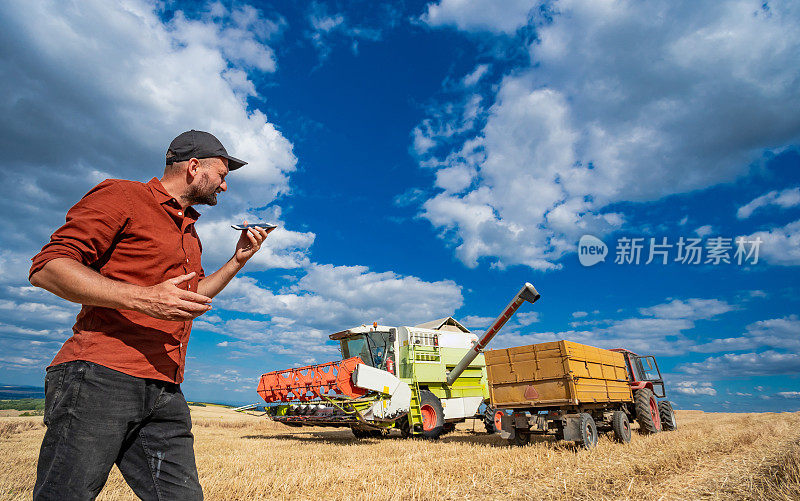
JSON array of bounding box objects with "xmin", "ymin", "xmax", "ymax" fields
[{"xmin": 257, "ymin": 283, "xmax": 540, "ymax": 439}]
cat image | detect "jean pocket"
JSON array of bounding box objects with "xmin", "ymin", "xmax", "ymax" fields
[{"xmin": 43, "ymin": 366, "xmax": 67, "ymax": 426}]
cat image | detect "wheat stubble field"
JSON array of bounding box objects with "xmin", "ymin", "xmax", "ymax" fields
[{"xmin": 2, "ymin": 406, "xmax": 799, "ymax": 500}]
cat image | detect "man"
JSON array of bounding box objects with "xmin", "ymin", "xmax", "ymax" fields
[{"xmin": 29, "ymin": 130, "xmax": 271, "ymax": 500}]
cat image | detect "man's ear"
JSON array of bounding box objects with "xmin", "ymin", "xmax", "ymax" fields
[{"xmin": 186, "ymin": 158, "xmax": 201, "ymax": 180}]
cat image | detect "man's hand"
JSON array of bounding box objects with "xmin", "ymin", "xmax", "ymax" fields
[
  {"xmin": 30, "ymin": 259, "xmax": 212, "ymax": 321},
  {"xmin": 233, "ymin": 221, "xmax": 273, "ymax": 266},
  {"xmin": 196, "ymin": 222, "xmax": 273, "ymax": 299},
  {"xmin": 134, "ymin": 272, "xmax": 212, "ymax": 321}
]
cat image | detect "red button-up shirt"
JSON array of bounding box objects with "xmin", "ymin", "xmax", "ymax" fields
[{"xmin": 30, "ymin": 178, "xmax": 205, "ymax": 383}]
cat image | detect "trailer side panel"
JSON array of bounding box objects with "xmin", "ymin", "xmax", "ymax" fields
[{"xmin": 485, "ymin": 340, "xmax": 632, "ymax": 408}]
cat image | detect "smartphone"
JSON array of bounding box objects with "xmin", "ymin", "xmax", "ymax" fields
[{"xmin": 231, "ymin": 222, "xmax": 277, "ymax": 231}]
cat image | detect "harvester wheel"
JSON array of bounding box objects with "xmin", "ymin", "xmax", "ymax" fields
[
  {"xmin": 352, "ymin": 426, "xmax": 389, "ymax": 439},
  {"xmin": 351, "ymin": 427, "xmax": 368, "ymax": 439},
  {"xmin": 611, "ymin": 410, "xmax": 631, "ymax": 444},
  {"xmin": 419, "ymin": 390, "xmax": 445, "ymax": 439},
  {"xmin": 578, "ymin": 413, "xmax": 598, "ymax": 449},
  {"xmin": 658, "ymin": 401, "xmax": 677, "ymax": 431},
  {"xmin": 634, "ymin": 388, "xmax": 662, "ymax": 434},
  {"xmin": 398, "ymin": 415, "xmax": 412, "ymax": 438}
]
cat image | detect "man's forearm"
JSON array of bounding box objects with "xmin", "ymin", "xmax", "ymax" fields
[
  {"xmin": 31, "ymin": 258, "xmax": 212, "ymax": 321},
  {"xmin": 197, "ymin": 256, "xmax": 245, "ymax": 298},
  {"xmin": 30, "ymin": 258, "xmax": 143, "ymax": 310}
]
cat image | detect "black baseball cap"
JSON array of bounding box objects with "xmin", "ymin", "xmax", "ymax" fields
[{"xmin": 166, "ymin": 130, "xmax": 247, "ymax": 170}]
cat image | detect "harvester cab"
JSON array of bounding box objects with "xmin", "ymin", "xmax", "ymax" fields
[
  {"xmin": 333, "ymin": 324, "xmax": 397, "ymax": 374},
  {"xmin": 257, "ymin": 283, "xmax": 541, "ymax": 439}
]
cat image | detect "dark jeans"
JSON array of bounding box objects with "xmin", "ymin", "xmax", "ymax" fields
[{"xmin": 33, "ymin": 361, "xmax": 203, "ymax": 500}]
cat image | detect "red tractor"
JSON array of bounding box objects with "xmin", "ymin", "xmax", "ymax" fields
[{"xmin": 611, "ymin": 349, "xmax": 677, "ymax": 434}]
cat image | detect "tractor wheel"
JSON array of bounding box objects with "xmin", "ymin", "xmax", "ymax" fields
[
  {"xmin": 418, "ymin": 389, "xmax": 445, "ymax": 439},
  {"xmin": 659, "ymin": 401, "xmax": 677, "ymax": 431},
  {"xmin": 634, "ymin": 388, "xmax": 662, "ymax": 434},
  {"xmin": 578, "ymin": 413, "xmax": 598, "ymax": 450},
  {"xmin": 611, "ymin": 410, "xmax": 631, "ymax": 444},
  {"xmin": 484, "ymin": 408, "xmax": 504, "ymax": 434}
]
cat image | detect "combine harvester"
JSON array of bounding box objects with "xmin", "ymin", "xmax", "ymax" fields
[{"xmin": 257, "ymin": 283, "xmax": 541, "ymax": 439}]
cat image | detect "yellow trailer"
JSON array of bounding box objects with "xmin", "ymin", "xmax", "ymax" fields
[
  {"xmin": 485, "ymin": 340, "xmax": 632, "ymax": 408},
  {"xmin": 485, "ymin": 340, "xmax": 637, "ymax": 448}
]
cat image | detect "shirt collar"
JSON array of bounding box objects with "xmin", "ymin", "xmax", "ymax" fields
[{"xmin": 146, "ymin": 177, "xmax": 201, "ymax": 220}]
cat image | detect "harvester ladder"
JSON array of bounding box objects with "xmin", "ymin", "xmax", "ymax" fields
[{"xmin": 408, "ymin": 380, "xmax": 424, "ymax": 432}]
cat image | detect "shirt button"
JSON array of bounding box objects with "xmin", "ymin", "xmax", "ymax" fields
[
  {"xmin": 178, "ymin": 211, "xmax": 183, "ymax": 216},
  {"xmin": 186, "ymin": 258, "xmax": 189, "ymax": 263}
]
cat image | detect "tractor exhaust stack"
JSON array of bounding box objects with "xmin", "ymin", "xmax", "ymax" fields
[{"xmin": 446, "ymin": 282, "xmax": 541, "ymax": 386}]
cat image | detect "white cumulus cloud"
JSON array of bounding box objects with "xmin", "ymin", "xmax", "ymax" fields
[
  {"xmin": 673, "ymin": 381, "xmax": 717, "ymax": 396},
  {"xmin": 746, "ymin": 219, "xmax": 800, "ymax": 266},
  {"xmin": 493, "ymin": 296, "xmax": 734, "ymax": 356},
  {"xmin": 678, "ymin": 350, "xmax": 800, "ymax": 378},
  {"xmin": 693, "ymin": 315, "xmax": 800, "ymax": 353},
  {"xmin": 306, "ymin": 2, "xmax": 385, "ymax": 62},
  {"xmin": 737, "ymin": 186, "xmax": 800, "ymax": 219},
  {"xmin": 638, "ymin": 298, "xmax": 735, "ymax": 321},
  {"xmin": 417, "ymin": 0, "xmax": 800, "ymax": 269},
  {"xmin": 196, "ymin": 263, "xmax": 464, "ymax": 358},
  {"xmin": 0, "ymin": 0, "xmax": 303, "ymax": 283},
  {"xmin": 217, "ymin": 264, "xmax": 463, "ymax": 329},
  {"xmin": 421, "ymin": 0, "xmax": 537, "ymax": 34}
]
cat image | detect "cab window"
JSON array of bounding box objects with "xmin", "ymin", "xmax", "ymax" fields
[
  {"xmin": 339, "ymin": 332, "xmax": 395, "ymax": 370},
  {"xmin": 341, "ymin": 336, "xmax": 371, "ymax": 363}
]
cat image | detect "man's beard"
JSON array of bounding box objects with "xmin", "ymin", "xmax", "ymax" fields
[{"xmin": 185, "ymin": 173, "xmax": 218, "ymax": 206}]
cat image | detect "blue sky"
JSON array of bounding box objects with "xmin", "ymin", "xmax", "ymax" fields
[{"xmin": 0, "ymin": 0, "xmax": 798, "ymax": 411}]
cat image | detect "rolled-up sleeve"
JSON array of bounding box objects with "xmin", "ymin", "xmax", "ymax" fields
[
  {"xmin": 196, "ymin": 235, "xmax": 205, "ymax": 280},
  {"xmin": 30, "ymin": 180, "xmax": 131, "ymax": 279}
]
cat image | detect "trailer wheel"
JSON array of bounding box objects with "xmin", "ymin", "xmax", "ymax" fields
[
  {"xmin": 578, "ymin": 413, "xmax": 598, "ymax": 449},
  {"xmin": 553, "ymin": 422, "xmax": 565, "ymax": 442},
  {"xmin": 634, "ymin": 388, "xmax": 662, "ymax": 434},
  {"xmin": 611, "ymin": 410, "xmax": 631, "ymax": 444},
  {"xmin": 419, "ymin": 390, "xmax": 445, "ymax": 439},
  {"xmin": 658, "ymin": 401, "xmax": 677, "ymax": 431},
  {"xmin": 507, "ymin": 431, "xmax": 530, "ymax": 447}
]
